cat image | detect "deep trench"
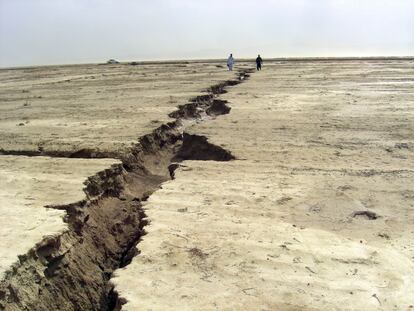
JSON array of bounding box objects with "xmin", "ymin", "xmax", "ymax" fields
[{"xmin": 0, "ymin": 69, "xmax": 253, "ymax": 311}]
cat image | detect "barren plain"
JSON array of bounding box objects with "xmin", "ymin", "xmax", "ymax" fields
[
  {"xmin": 112, "ymin": 60, "xmax": 414, "ymax": 311},
  {"xmin": 1, "ymin": 59, "xmax": 414, "ymax": 311}
]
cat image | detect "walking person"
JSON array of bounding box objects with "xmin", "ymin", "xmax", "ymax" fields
[
  {"xmin": 227, "ymin": 54, "xmax": 235, "ymax": 71},
  {"xmin": 256, "ymin": 54, "xmax": 263, "ymax": 70}
]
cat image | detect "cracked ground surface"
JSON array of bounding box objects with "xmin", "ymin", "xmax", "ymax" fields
[
  {"xmin": 0, "ymin": 60, "xmax": 413, "ymax": 310},
  {"xmin": 0, "ymin": 156, "xmax": 119, "ymax": 279},
  {"xmin": 0, "ymin": 63, "xmax": 235, "ymax": 261},
  {"xmin": 112, "ymin": 60, "xmax": 414, "ymax": 310},
  {"xmin": 0, "ymin": 62, "xmax": 242, "ymax": 309},
  {"xmin": 0, "ymin": 62, "xmax": 232, "ymax": 156},
  {"xmin": 0, "ymin": 62, "xmax": 251, "ymax": 311}
]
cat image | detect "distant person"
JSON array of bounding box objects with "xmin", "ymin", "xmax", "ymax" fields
[
  {"xmin": 227, "ymin": 54, "xmax": 235, "ymax": 71},
  {"xmin": 256, "ymin": 55, "xmax": 263, "ymax": 70}
]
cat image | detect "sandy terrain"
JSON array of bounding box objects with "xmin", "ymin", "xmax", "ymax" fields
[
  {"xmin": 112, "ymin": 60, "xmax": 414, "ymax": 310},
  {"xmin": 0, "ymin": 156, "xmax": 118, "ymax": 279},
  {"xmin": 0, "ymin": 62, "xmax": 232, "ymax": 156}
]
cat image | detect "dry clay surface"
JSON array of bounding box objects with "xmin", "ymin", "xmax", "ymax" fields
[
  {"xmin": 0, "ymin": 63, "xmax": 235, "ymax": 283},
  {"xmin": 0, "ymin": 62, "xmax": 231, "ymax": 155},
  {"xmin": 0, "ymin": 156, "xmax": 118, "ymax": 279},
  {"xmin": 112, "ymin": 60, "xmax": 414, "ymax": 310}
]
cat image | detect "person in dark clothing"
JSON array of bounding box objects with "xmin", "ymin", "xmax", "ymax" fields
[{"xmin": 256, "ymin": 55, "xmax": 263, "ymax": 70}]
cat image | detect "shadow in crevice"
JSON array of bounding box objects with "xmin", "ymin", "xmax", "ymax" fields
[{"xmin": 172, "ymin": 133, "xmax": 235, "ymax": 163}]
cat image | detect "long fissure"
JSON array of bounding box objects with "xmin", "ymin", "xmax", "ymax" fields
[{"xmin": 0, "ymin": 69, "xmax": 253, "ymax": 311}]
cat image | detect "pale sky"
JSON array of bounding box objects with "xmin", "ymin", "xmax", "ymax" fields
[{"xmin": 0, "ymin": 0, "xmax": 413, "ymax": 67}]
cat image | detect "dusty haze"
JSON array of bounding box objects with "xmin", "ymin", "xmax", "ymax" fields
[{"xmin": 0, "ymin": 0, "xmax": 414, "ymax": 65}]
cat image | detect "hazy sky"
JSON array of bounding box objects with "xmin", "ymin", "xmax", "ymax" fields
[{"xmin": 0, "ymin": 0, "xmax": 413, "ymax": 67}]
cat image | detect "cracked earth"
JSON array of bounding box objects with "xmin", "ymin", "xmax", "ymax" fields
[{"xmin": 1, "ymin": 59, "xmax": 414, "ymax": 311}]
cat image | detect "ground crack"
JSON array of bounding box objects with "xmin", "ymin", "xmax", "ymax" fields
[{"xmin": 0, "ymin": 69, "xmax": 253, "ymax": 311}]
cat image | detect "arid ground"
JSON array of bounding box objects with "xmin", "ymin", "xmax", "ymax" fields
[{"xmin": 0, "ymin": 59, "xmax": 413, "ymax": 311}]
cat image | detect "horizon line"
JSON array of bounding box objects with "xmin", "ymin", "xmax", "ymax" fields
[{"xmin": 1, "ymin": 55, "xmax": 414, "ymax": 70}]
